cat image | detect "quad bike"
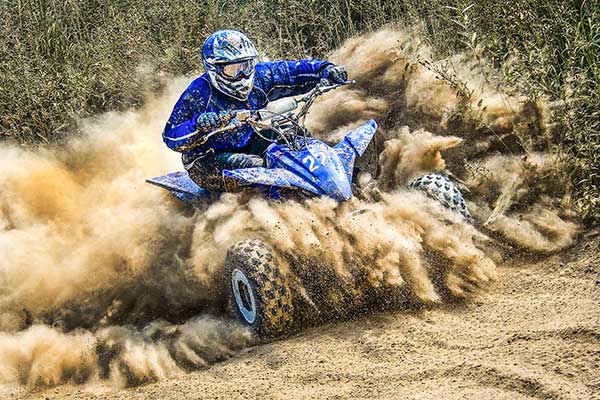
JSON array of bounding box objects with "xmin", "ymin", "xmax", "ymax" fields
[{"xmin": 148, "ymin": 80, "xmax": 470, "ymax": 337}]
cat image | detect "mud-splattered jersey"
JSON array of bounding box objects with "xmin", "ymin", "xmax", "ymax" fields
[{"xmin": 162, "ymin": 60, "xmax": 331, "ymax": 157}]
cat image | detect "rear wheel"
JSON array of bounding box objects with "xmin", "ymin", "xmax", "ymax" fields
[
  {"xmin": 224, "ymin": 240, "xmax": 294, "ymax": 337},
  {"xmin": 409, "ymin": 173, "xmax": 473, "ymax": 221}
]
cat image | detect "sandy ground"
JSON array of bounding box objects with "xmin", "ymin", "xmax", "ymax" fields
[{"xmin": 14, "ymin": 237, "xmax": 600, "ymax": 400}]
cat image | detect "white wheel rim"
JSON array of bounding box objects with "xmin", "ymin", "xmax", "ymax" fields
[{"xmin": 231, "ymin": 268, "xmax": 256, "ymax": 324}]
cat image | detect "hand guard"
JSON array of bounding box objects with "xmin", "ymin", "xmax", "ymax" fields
[{"xmin": 321, "ymin": 64, "xmax": 348, "ymax": 84}]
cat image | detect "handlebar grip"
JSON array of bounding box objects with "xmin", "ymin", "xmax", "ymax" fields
[
  {"xmin": 319, "ymin": 78, "xmax": 355, "ymax": 86},
  {"xmin": 217, "ymin": 110, "xmax": 239, "ymax": 126},
  {"xmin": 196, "ymin": 120, "xmax": 244, "ymax": 146}
]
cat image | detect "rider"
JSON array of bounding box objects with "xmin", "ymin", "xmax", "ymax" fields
[{"xmin": 162, "ymin": 29, "xmax": 348, "ymax": 191}]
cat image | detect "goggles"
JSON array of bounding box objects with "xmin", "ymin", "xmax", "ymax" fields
[{"xmin": 217, "ymin": 59, "xmax": 256, "ymax": 81}]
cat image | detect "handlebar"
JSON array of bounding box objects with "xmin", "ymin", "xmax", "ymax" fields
[
  {"xmin": 197, "ymin": 79, "xmax": 354, "ymax": 146},
  {"xmin": 300, "ymin": 79, "xmax": 355, "ymax": 103}
]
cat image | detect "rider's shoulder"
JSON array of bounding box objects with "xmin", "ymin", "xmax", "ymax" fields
[
  {"xmin": 254, "ymin": 61, "xmax": 269, "ymax": 71},
  {"xmin": 255, "ymin": 60, "xmax": 284, "ymax": 72},
  {"xmin": 177, "ymin": 74, "xmax": 212, "ymax": 111},
  {"xmin": 254, "ymin": 61, "xmax": 288, "ymax": 82},
  {"xmin": 184, "ymin": 74, "xmax": 213, "ymax": 94}
]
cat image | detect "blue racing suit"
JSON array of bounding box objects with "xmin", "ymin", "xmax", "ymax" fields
[{"xmin": 162, "ymin": 59, "xmax": 332, "ymax": 191}]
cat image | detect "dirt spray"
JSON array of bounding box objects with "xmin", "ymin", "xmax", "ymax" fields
[{"xmin": 0, "ymin": 28, "xmax": 577, "ymax": 389}]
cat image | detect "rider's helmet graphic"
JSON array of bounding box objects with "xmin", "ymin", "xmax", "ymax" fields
[{"xmin": 202, "ymin": 30, "xmax": 259, "ymax": 101}]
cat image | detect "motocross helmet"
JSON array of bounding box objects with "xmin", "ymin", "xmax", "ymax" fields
[{"xmin": 202, "ymin": 30, "xmax": 259, "ymax": 101}]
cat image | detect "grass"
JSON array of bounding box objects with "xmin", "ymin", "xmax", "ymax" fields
[{"xmin": 0, "ymin": 0, "xmax": 598, "ymax": 221}]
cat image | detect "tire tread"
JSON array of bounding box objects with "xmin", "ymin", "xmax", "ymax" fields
[{"xmin": 225, "ymin": 240, "xmax": 293, "ymax": 337}]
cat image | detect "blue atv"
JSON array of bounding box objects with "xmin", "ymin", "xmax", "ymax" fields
[{"xmin": 148, "ymin": 81, "xmax": 470, "ymax": 337}]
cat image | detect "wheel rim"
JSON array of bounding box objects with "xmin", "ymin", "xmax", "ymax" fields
[{"xmin": 231, "ymin": 268, "xmax": 256, "ymax": 324}]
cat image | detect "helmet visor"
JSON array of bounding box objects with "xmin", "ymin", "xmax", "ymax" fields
[{"xmin": 218, "ymin": 60, "xmax": 255, "ymax": 81}]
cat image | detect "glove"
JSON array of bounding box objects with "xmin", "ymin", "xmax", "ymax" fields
[
  {"xmin": 196, "ymin": 111, "xmax": 236, "ymax": 132},
  {"xmin": 196, "ymin": 112, "xmax": 222, "ymax": 132},
  {"xmin": 321, "ymin": 64, "xmax": 348, "ymax": 84}
]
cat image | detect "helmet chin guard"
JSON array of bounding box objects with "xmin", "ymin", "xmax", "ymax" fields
[
  {"xmin": 208, "ymin": 69, "xmax": 255, "ymax": 101},
  {"xmin": 202, "ymin": 30, "xmax": 258, "ymax": 101}
]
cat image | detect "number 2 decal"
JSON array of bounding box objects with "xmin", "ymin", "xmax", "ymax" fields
[
  {"xmin": 302, "ymin": 155, "xmax": 319, "ymax": 172},
  {"xmin": 303, "ymin": 152, "xmax": 327, "ymax": 172}
]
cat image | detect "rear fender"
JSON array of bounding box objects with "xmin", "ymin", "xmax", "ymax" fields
[
  {"xmin": 146, "ymin": 171, "xmax": 212, "ymax": 206},
  {"xmin": 334, "ymin": 119, "xmax": 378, "ymax": 180}
]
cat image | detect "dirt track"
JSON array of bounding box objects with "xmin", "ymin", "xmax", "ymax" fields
[{"xmin": 16, "ymin": 237, "xmax": 600, "ymax": 400}]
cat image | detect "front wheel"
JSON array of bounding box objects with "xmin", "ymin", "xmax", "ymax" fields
[{"xmin": 224, "ymin": 240, "xmax": 294, "ymax": 337}]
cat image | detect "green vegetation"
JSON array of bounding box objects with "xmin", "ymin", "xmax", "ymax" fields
[{"xmin": 0, "ymin": 0, "xmax": 598, "ymax": 220}]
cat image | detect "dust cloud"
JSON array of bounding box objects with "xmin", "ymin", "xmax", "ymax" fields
[{"xmin": 0, "ymin": 27, "xmax": 577, "ymax": 389}]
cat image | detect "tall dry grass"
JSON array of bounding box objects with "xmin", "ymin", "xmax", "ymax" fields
[{"xmin": 0, "ymin": 0, "xmax": 598, "ymax": 220}]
